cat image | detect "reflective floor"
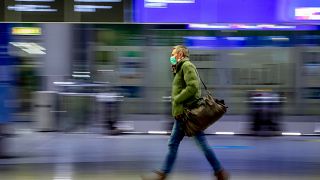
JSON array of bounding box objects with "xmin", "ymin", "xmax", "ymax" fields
[{"xmin": 0, "ymin": 132, "xmax": 320, "ymax": 180}]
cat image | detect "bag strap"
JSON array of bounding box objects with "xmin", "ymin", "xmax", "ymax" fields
[
  {"xmin": 195, "ymin": 70, "xmax": 208, "ymax": 91},
  {"xmin": 192, "ymin": 66, "xmax": 210, "ymax": 94}
]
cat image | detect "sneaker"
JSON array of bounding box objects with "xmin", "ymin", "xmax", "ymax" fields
[
  {"xmin": 215, "ymin": 169, "xmax": 230, "ymax": 180},
  {"xmin": 141, "ymin": 170, "xmax": 167, "ymax": 180}
]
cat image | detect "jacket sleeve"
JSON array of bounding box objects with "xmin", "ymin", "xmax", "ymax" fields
[{"xmin": 173, "ymin": 63, "xmax": 199, "ymax": 104}]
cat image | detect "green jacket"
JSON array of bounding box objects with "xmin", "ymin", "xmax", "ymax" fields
[{"xmin": 171, "ymin": 58, "xmax": 201, "ymax": 117}]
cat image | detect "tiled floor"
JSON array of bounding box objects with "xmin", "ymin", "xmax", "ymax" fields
[{"xmin": 0, "ymin": 132, "xmax": 320, "ymax": 180}]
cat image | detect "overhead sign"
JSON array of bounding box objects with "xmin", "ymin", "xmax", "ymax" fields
[
  {"xmin": 279, "ymin": 0, "xmax": 320, "ymax": 23},
  {"xmin": 11, "ymin": 27, "xmax": 42, "ymax": 35},
  {"xmin": 295, "ymin": 7, "xmax": 320, "ymax": 20},
  {"xmin": 1, "ymin": 0, "xmax": 124, "ymax": 22},
  {"xmin": 134, "ymin": 0, "xmax": 278, "ymax": 23},
  {"xmin": 135, "ymin": 0, "xmax": 320, "ymax": 24}
]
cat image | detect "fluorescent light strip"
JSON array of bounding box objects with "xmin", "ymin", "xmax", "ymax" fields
[
  {"xmin": 53, "ymin": 82, "xmax": 75, "ymax": 85},
  {"xmin": 73, "ymin": 71, "xmax": 91, "ymax": 74},
  {"xmin": 97, "ymin": 69, "xmax": 114, "ymax": 72},
  {"xmin": 97, "ymin": 95, "xmax": 124, "ymax": 98},
  {"xmin": 72, "ymin": 74, "xmax": 90, "ymax": 78},
  {"xmin": 146, "ymin": 0, "xmax": 195, "ymax": 3},
  {"xmin": 74, "ymin": 5, "xmax": 112, "ymax": 12},
  {"xmin": 189, "ymin": 24, "xmax": 230, "ymax": 29},
  {"xmin": 74, "ymin": 5, "xmax": 112, "ymax": 9},
  {"xmin": 185, "ymin": 36, "xmax": 217, "ymax": 40},
  {"xmin": 271, "ymin": 37, "xmax": 289, "ymax": 41},
  {"xmin": 122, "ymin": 131, "xmax": 144, "ymax": 134},
  {"xmin": 189, "ymin": 24, "xmax": 297, "ymax": 30},
  {"xmin": 9, "ymin": 5, "xmax": 52, "ymax": 8},
  {"xmin": 75, "ymin": 0, "xmax": 121, "ymax": 2},
  {"xmin": 8, "ymin": 5, "xmax": 57, "ymax": 12},
  {"xmin": 148, "ymin": 131, "xmax": 168, "ymax": 134},
  {"xmin": 282, "ymin": 132, "xmax": 302, "ymax": 136},
  {"xmin": 215, "ymin": 132, "xmax": 235, "ymax": 135},
  {"xmin": 226, "ymin": 37, "xmax": 247, "ymax": 41},
  {"xmin": 145, "ymin": 2, "xmax": 167, "ymax": 8}
]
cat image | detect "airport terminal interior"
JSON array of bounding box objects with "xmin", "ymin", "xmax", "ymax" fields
[{"xmin": 0, "ymin": 0, "xmax": 320, "ymax": 179}]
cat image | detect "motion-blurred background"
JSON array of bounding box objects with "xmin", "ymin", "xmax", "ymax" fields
[{"xmin": 0, "ymin": 0, "xmax": 320, "ymax": 179}]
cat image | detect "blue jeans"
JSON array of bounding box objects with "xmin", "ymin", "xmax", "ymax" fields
[{"xmin": 161, "ymin": 120, "xmax": 223, "ymax": 174}]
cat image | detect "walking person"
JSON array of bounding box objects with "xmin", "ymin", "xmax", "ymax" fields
[{"xmin": 142, "ymin": 45, "xmax": 229, "ymax": 180}]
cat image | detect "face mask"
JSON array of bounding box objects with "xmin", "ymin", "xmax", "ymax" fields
[{"xmin": 170, "ymin": 56, "xmax": 177, "ymax": 65}]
